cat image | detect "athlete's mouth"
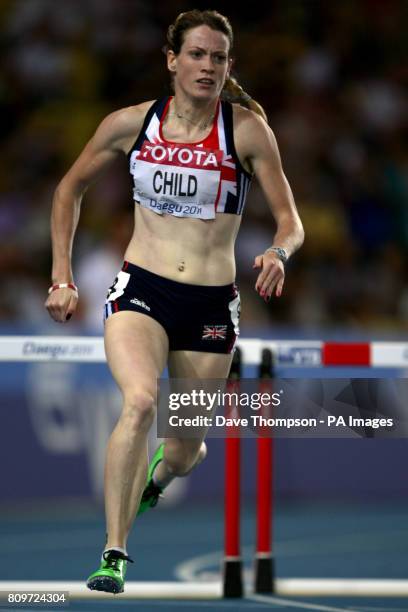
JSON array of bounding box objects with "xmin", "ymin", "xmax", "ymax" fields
[{"xmin": 196, "ymin": 78, "xmax": 215, "ymax": 85}]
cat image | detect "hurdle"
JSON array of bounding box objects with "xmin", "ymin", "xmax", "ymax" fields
[
  {"xmin": 223, "ymin": 346, "xmax": 276, "ymax": 598},
  {"xmin": 0, "ymin": 335, "xmax": 407, "ymax": 601},
  {"xmin": 223, "ymin": 347, "xmax": 243, "ymax": 597},
  {"xmin": 1, "ymin": 336, "xmax": 408, "ymax": 367}
]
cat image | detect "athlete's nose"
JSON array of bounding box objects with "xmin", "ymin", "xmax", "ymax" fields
[{"xmin": 200, "ymin": 55, "xmax": 215, "ymax": 73}]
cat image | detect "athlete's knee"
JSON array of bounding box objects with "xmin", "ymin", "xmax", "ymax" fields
[
  {"xmin": 196, "ymin": 441, "xmax": 207, "ymax": 465},
  {"xmin": 122, "ymin": 388, "xmax": 156, "ymax": 431},
  {"xmin": 164, "ymin": 449, "xmax": 191, "ymax": 476},
  {"xmin": 164, "ymin": 441, "xmax": 207, "ymax": 476}
]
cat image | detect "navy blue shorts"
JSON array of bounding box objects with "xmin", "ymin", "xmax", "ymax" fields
[{"xmin": 104, "ymin": 261, "xmax": 240, "ymax": 353}]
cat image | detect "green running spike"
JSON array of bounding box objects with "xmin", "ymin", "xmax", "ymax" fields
[
  {"xmin": 137, "ymin": 443, "xmax": 165, "ymax": 516},
  {"xmin": 87, "ymin": 550, "xmax": 133, "ymax": 594}
]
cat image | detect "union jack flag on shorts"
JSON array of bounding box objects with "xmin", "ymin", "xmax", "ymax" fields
[{"xmin": 202, "ymin": 325, "xmax": 228, "ymax": 340}]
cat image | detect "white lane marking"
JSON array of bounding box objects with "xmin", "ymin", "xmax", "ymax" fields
[
  {"xmin": 175, "ymin": 549, "xmax": 222, "ymax": 582},
  {"xmin": 349, "ymin": 608, "xmax": 408, "ymax": 611},
  {"xmin": 174, "ymin": 529, "xmax": 408, "ymax": 582},
  {"xmin": 249, "ymin": 594, "xmax": 355, "ymax": 612}
]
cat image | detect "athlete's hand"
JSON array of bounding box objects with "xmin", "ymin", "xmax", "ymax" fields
[
  {"xmin": 253, "ymin": 251, "xmax": 285, "ymax": 301},
  {"xmin": 45, "ymin": 287, "xmax": 78, "ymax": 323}
]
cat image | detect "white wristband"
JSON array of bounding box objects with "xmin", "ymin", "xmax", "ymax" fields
[{"xmin": 48, "ymin": 283, "xmax": 78, "ymax": 295}]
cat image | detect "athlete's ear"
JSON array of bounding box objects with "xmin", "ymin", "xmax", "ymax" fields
[
  {"xmin": 167, "ymin": 50, "xmax": 177, "ymax": 74},
  {"xmin": 226, "ymin": 57, "xmax": 233, "ymax": 79}
]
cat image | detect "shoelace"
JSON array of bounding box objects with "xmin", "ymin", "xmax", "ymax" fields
[
  {"xmin": 103, "ymin": 550, "xmax": 134, "ymax": 571},
  {"xmin": 141, "ymin": 481, "xmax": 163, "ymax": 507}
]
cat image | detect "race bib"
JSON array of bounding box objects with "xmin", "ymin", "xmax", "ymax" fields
[{"xmin": 130, "ymin": 142, "xmax": 223, "ymax": 220}]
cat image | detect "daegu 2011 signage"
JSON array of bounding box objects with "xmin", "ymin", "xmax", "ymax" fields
[
  {"xmin": 278, "ymin": 345, "xmax": 321, "ymax": 366},
  {"xmin": 0, "ymin": 336, "xmax": 106, "ymax": 362}
]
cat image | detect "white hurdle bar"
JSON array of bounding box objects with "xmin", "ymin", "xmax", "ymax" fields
[
  {"xmin": 1, "ymin": 579, "xmax": 408, "ymax": 599},
  {"xmin": 0, "ymin": 336, "xmax": 408, "ymax": 367}
]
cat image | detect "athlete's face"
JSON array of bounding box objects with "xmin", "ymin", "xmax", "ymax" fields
[{"xmin": 168, "ymin": 25, "xmax": 232, "ymax": 100}]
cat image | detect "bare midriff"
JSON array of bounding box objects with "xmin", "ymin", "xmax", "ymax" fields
[{"xmin": 124, "ymin": 203, "xmax": 242, "ymax": 285}]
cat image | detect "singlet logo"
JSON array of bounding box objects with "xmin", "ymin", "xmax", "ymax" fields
[{"xmin": 138, "ymin": 142, "xmax": 223, "ymax": 169}]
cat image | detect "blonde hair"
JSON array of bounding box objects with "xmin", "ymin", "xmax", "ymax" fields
[{"xmin": 166, "ymin": 10, "xmax": 268, "ymax": 122}]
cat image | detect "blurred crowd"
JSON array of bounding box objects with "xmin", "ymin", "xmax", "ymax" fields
[{"xmin": 1, "ymin": 0, "xmax": 407, "ymax": 336}]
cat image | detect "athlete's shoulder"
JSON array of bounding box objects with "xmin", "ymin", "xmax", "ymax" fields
[
  {"xmin": 231, "ymin": 103, "xmax": 267, "ymax": 132},
  {"xmin": 94, "ymin": 100, "xmax": 156, "ymax": 153},
  {"xmin": 231, "ymin": 103, "xmax": 278, "ymax": 167},
  {"xmin": 232, "ymin": 103, "xmax": 269, "ymax": 146},
  {"xmin": 102, "ymin": 101, "xmax": 156, "ymax": 136}
]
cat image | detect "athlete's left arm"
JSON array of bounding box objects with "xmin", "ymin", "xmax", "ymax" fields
[{"xmin": 237, "ymin": 111, "xmax": 304, "ymax": 299}]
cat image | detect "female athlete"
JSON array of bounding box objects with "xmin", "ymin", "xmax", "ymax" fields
[{"xmin": 45, "ymin": 9, "xmax": 304, "ymax": 593}]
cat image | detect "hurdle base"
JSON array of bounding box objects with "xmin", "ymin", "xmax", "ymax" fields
[
  {"xmin": 255, "ymin": 556, "xmax": 275, "ymax": 594},
  {"xmin": 223, "ymin": 559, "xmax": 243, "ymax": 598}
]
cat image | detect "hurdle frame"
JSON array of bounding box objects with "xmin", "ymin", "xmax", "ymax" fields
[{"xmin": 1, "ymin": 336, "xmax": 408, "ymax": 368}]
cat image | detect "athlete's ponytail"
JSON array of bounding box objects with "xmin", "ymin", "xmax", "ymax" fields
[{"xmin": 222, "ymin": 76, "xmax": 268, "ymax": 123}]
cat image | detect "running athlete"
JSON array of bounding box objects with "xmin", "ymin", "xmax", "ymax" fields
[{"xmin": 45, "ymin": 10, "xmax": 304, "ymax": 594}]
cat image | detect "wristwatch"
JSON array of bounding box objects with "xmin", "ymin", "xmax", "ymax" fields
[{"xmin": 265, "ymin": 247, "xmax": 288, "ymax": 264}]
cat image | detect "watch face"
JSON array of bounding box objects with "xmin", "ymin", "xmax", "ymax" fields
[{"xmin": 269, "ymin": 247, "xmax": 287, "ymax": 263}]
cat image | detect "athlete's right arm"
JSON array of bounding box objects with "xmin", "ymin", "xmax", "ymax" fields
[{"xmin": 45, "ymin": 104, "xmax": 148, "ymax": 323}]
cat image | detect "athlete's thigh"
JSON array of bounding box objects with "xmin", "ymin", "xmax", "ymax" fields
[
  {"xmin": 165, "ymin": 351, "xmax": 233, "ymax": 450},
  {"xmin": 168, "ymin": 350, "xmax": 233, "ymax": 379},
  {"xmin": 105, "ymin": 311, "xmax": 169, "ymax": 395}
]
